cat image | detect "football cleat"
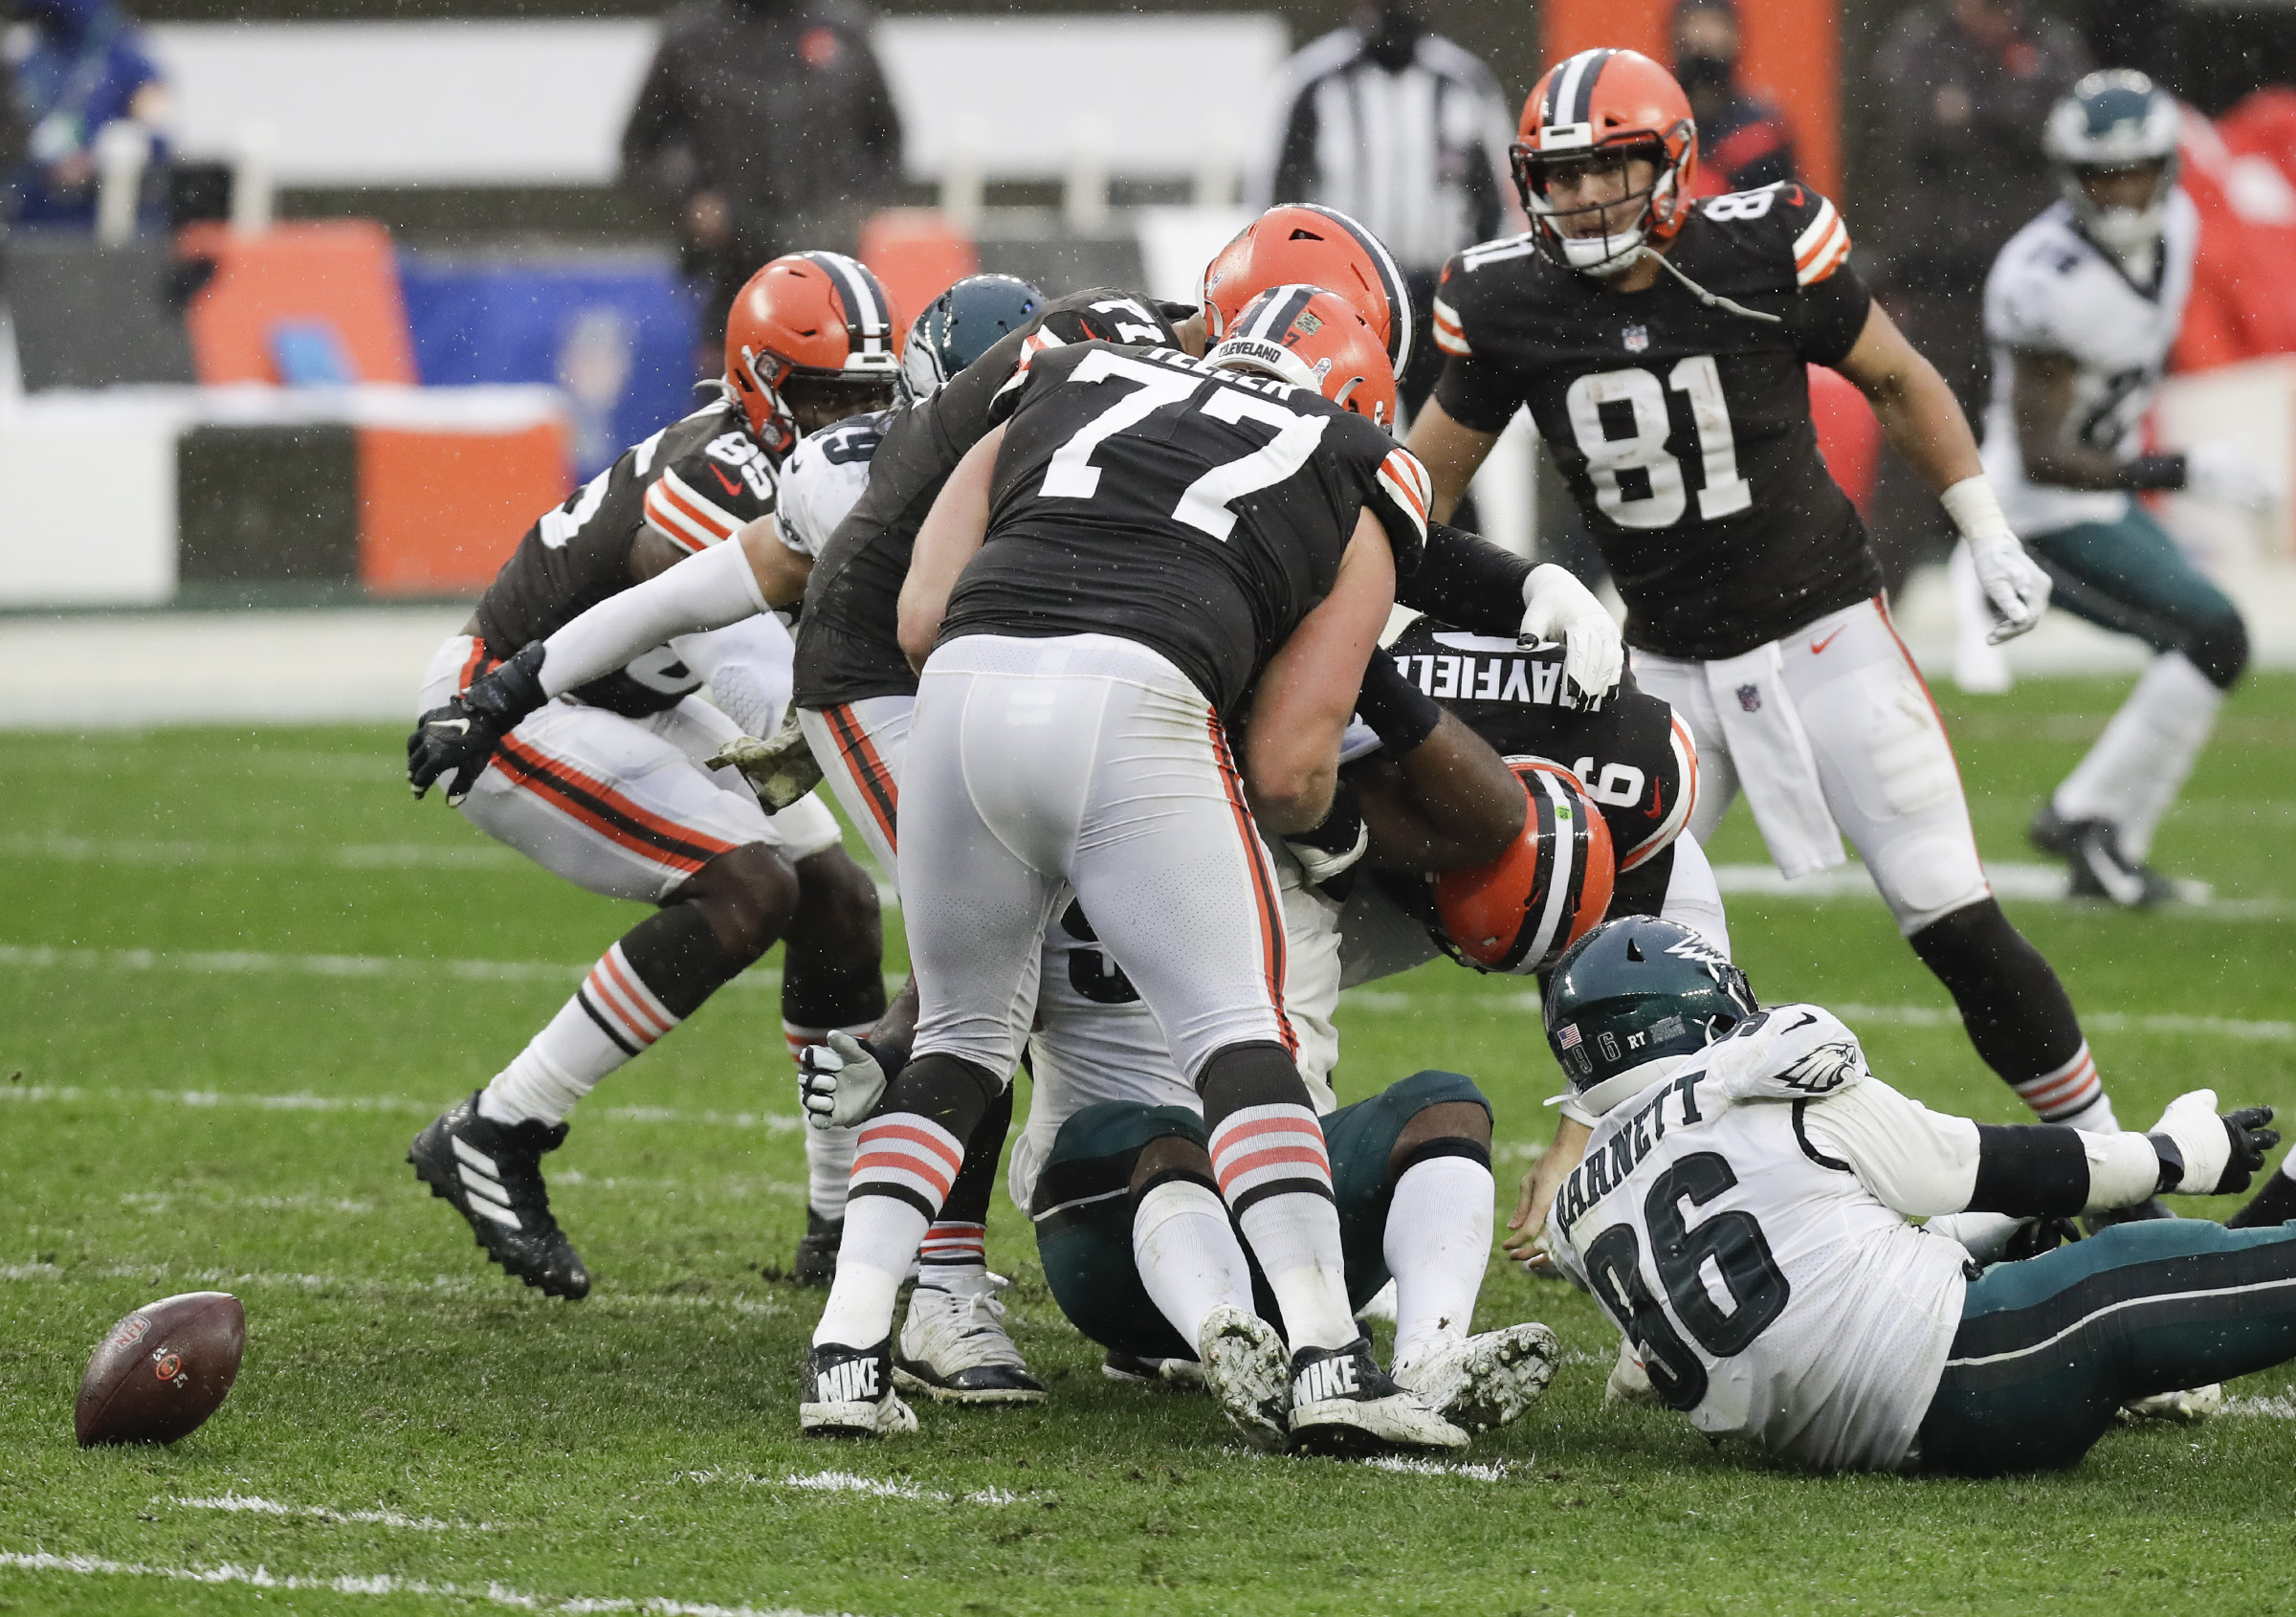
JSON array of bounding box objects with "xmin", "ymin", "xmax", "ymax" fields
[
  {"xmin": 1287, "ymin": 1337, "xmax": 1468, "ymax": 1455},
  {"xmin": 408, "ymin": 1092, "xmax": 589, "ymax": 1299},
  {"xmin": 1196, "ymin": 1305, "xmax": 1291, "ymax": 1451},
  {"xmin": 801, "ymin": 1339, "xmax": 917, "ymax": 1437},
  {"xmin": 2030, "ymin": 807, "xmax": 2184, "ymax": 907},
  {"xmin": 1103, "ymin": 1349, "xmax": 1206, "ymax": 1390},
  {"xmin": 893, "ymin": 1273, "xmax": 1047, "ymax": 1405},
  {"xmin": 2121, "ymin": 1383, "xmax": 2223, "ymax": 1424},
  {"xmin": 1394, "ymin": 1322, "xmax": 1561, "ymax": 1433},
  {"xmin": 794, "ymin": 1207, "xmax": 843, "ymax": 1288}
]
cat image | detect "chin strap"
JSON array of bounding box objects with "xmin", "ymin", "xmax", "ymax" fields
[{"xmin": 1634, "ymin": 246, "xmax": 1784, "ymax": 326}]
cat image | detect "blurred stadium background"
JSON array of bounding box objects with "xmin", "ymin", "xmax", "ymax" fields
[{"xmin": 1, "ymin": 0, "xmax": 2293, "ymax": 720}]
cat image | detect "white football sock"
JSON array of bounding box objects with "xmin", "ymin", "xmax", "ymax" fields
[
  {"xmin": 811, "ymin": 1194, "xmax": 926, "ymax": 1349},
  {"xmin": 1385, "ymin": 1156, "xmax": 1495, "ymax": 1375},
  {"xmin": 784, "ymin": 1021, "xmax": 874, "ymax": 1219},
  {"xmin": 2054, "ymin": 653, "xmax": 2220, "ymax": 861},
  {"xmin": 1132, "ymin": 1179, "xmax": 1253, "ymax": 1350},
  {"xmin": 1234, "ymin": 1194, "xmax": 1357, "ymax": 1352},
  {"xmin": 479, "ymin": 942, "xmax": 677, "ymax": 1126}
]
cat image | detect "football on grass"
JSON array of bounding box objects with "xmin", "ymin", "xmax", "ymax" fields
[{"xmin": 75, "ymin": 1292, "xmax": 245, "ymax": 1447}]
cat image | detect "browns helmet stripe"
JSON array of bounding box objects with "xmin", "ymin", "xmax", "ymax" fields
[
  {"xmin": 1237, "ymin": 283, "xmax": 1319, "ymax": 343},
  {"xmin": 803, "ymin": 251, "xmax": 897, "ymax": 366},
  {"xmin": 1544, "ymin": 48, "xmax": 1617, "ymax": 133},
  {"xmin": 1285, "ymin": 204, "xmax": 1412, "ymax": 378}
]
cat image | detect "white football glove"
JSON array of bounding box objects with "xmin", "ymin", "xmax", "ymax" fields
[
  {"xmin": 2182, "ymin": 443, "xmax": 2282, "ymax": 513},
  {"xmin": 1519, "ymin": 564, "xmax": 1623, "ymax": 705},
  {"xmin": 2148, "ymin": 1089, "xmax": 2279, "ymax": 1196},
  {"xmin": 797, "ymin": 1030, "xmax": 887, "ymax": 1131},
  {"xmin": 1941, "ymin": 477, "xmax": 2050, "ymax": 645}
]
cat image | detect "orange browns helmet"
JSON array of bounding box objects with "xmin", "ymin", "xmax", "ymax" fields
[
  {"xmin": 1200, "ymin": 204, "xmax": 1412, "ymax": 381},
  {"xmin": 1203, "ymin": 285, "xmax": 1400, "ymax": 431},
  {"xmin": 1512, "ymin": 48, "xmax": 1699, "ymax": 277},
  {"xmin": 1433, "ymin": 760, "xmax": 1616, "ymax": 976},
  {"xmin": 723, "ymin": 252, "xmax": 907, "ymax": 456}
]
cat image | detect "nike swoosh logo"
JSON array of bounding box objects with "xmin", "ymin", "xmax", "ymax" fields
[
  {"xmin": 1644, "ymin": 780, "xmax": 1667, "ymax": 821},
  {"xmin": 707, "ymin": 463, "xmax": 744, "ymax": 498},
  {"xmin": 1810, "ymin": 629, "xmax": 1843, "ymax": 654},
  {"xmin": 431, "ymin": 719, "xmax": 471, "ymax": 735},
  {"xmin": 1789, "ymin": 1010, "xmax": 1819, "ymax": 1030}
]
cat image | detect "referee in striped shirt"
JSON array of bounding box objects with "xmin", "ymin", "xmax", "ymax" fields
[{"xmin": 1253, "ymin": 1, "xmax": 1520, "ymax": 413}]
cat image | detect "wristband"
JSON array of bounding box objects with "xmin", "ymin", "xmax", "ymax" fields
[
  {"xmin": 2119, "ymin": 453, "xmax": 2188, "ymax": 493},
  {"xmin": 1356, "ymin": 652, "xmax": 1444, "ymax": 754},
  {"xmin": 1938, "ymin": 476, "xmax": 2009, "ymax": 543}
]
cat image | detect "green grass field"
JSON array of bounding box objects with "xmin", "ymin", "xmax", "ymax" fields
[{"xmin": 5, "ymin": 674, "xmax": 2296, "ymax": 1616}]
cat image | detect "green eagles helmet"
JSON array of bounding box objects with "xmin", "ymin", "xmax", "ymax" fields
[
  {"xmin": 2042, "ymin": 69, "xmax": 2180, "ymax": 261},
  {"xmin": 1542, "ymin": 916, "xmax": 1755, "ymax": 1119},
  {"xmin": 901, "ymin": 273, "xmax": 1045, "ymax": 402}
]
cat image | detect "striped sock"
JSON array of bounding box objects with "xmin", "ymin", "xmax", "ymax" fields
[
  {"xmin": 1209, "ymin": 1104, "xmax": 1355, "ymax": 1352},
  {"xmin": 2014, "ymin": 1041, "xmax": 2118, "ymax": 1131},
  {"xmin": 850, "ymin": 1112, "xmax": 964, "ymax": 1220},
  {"xmin": 784, "ymin": 1021, "xmax": 874, "ymax": 1220},
  {"xmin": 918, "ymin": 1220, "xmax": 986, "ymax": 1288},
  {"xmin": 479, "ymin": 942, "xmax": 678, "ymax": 1126},
  {"xmin": 812, "ymin": 1111, "xmax": 962, "ymax": 1349}
]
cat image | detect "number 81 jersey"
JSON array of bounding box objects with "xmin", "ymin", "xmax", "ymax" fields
[{"xmin": 1433, "ymin": 185, "xmax": 1879, "ymax": 662}]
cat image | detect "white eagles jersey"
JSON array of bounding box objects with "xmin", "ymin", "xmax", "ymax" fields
[
  {"xmin": 1980, "ymin": 190, "xmax": 2198, "ymax": 537},
  {"xmin": 1550, "ymin": 1006, "xmax": 1970, "ymax": 1472},
  {"xmin": 777, "ymin": 410, "xmax": 891, "ymax": 558}
]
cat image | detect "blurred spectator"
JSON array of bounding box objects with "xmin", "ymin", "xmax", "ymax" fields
[
  {"xmin": 620, "ymin": 0, "xmax": 901, "ymax": 362},
  {"xmin": 1255, "ymin": 0, "xmax": 1517, "ymax": 413},
  {"xmin": 1671, "ymin": 0, "xmax": 1798, "ymax": 196},
  {"xmin": 3, "ymin": 0, "xmax": 167, "ymax": 230},
  {"xmin": 1861, "ymin": 0, "xmax": 2089, "ymax": 590}
]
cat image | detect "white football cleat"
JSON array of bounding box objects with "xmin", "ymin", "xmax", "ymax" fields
[
  {"xmin": 1289, "ymin": 1337, "xmax": 1468, "ymax": 1455},
  {"xmin": 2121, "ymin": 1383, "xmax": 2223, "ymax": 1424},
  {"xmin": 801, "ymin": 1340, "xmax": 917, "ymax": 1437},
  {"xmin": 1196, "ymin": 1304, "xmax": 1290, "ymax": 1451},
  {"xmin": 894, "ymin": 1273, "xmax": 1047, "ymax": 1405},
  {"xmin": 1395, "ymin": 1322, "xmax": 1560, "ymax": 1432}
]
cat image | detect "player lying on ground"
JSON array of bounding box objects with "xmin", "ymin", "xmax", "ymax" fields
[
  {"xmin": 399, "ymin": 253, "xmax": 896, "ymax": 1299},
  {"xmin": 1973, "ymin": 70, "xmax": 2272, "ymax": 904},
  {"xmin": 799, "ymin": 289, "xmax": 1468, "ymax": 1451},
  {"xmin": 1406, "ymin": 48, "xmax": 2154, "ymax": 1176},
  {"xmin": 1537, "ymin": 915, "xmax": 2289, "ymax": 1473}
]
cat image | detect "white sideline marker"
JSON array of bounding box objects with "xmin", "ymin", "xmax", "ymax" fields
[{"xmin": 0, "ymin": 1550, "xmax": 853, "ymax": 1616}]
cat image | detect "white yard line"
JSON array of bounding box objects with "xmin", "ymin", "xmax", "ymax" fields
[
  {"xmin": 2220, "ymin": 1395, "xmax": 2296, "ymax": 1419},
  {"xmin": 0, "ymin": 941, "xmax": 777, "ymax": 989},
  {"xmin": 0, "ymin": 833, "xmax": 526, "ymax": 871},
  {"xmin": 0, "ymin": 1085, "xmax": 807, "ymax": 1133},
  {"xmin": 0, "ymin": 1549, "xmax": 849, "ymax": 1615},
  {"xmin": 167, "ymin": 1494, "xmax": 480, "ymax": 1532},
  {"xmin": 1710, "ymin": 861, "xmax": 2290, "ymax": 920},
  {"xmin": 674, "ymin": 1470, "xmax": 1020, "ymax": 1506},
  {"xmin": 0, "ymin": 1260, "xmax": 786, "ymax": 1318},
  {"xmin": 1358, "ymin": 1456, "xmax": 1513, "ymax": 1482}
]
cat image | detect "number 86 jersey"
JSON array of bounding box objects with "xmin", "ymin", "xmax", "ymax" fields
[
  {"xmin": 1432, "ymin": 184, "xmax": 1880, "ymax": 662},
  {"xmin": 1548, "ymin": 1007, "xmax": 1972, "ymax": 1472}
]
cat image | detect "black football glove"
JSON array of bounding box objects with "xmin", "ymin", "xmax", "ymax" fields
[
  {"xmin": 2149, "ymin": 1092, "xmax": 2280, "ymax": 1197},
  {"xmin": 408, "ymin": 640, "xmax": 549, "ymax": 806}
]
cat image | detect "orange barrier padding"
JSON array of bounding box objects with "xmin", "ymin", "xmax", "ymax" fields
[
  {"xmin": 1808, "ymin": 363, "xmax": 1879, "ymax": 517},
  {"xmin": 859, "ymin": 209, "xmax": 979, "ymax": 327},
  {"xmin": 1538, "ymin": 0, "xmax": 1839, "ymax": 200},
  {"xmin": 2175, "ymin": 91, "xmax": 2296, "ymax": 373},
  {"xmin": 356, "ymin": 423, "xmax": 571, "ymax": 598},
  {"xmin": 176, "ymin": 221, "xmax": 417, "ymax": 386}
]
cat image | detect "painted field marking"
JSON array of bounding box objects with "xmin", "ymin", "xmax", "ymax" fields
[
  {"xmin": 1711, "ymin": 861, "xmax": 2288, "ymax": 920},
  {"xmin": 166, "ymin": 1494, "xmax": 480, "ymax": 1532},
  {"xmin": 675, "ymin": 1470, "xmax": 1020, "ymax": 1506},
  {"xmin": 0, "ymin": 1260, "xmax": 787, "ymax": 1319},
  {"xmin": 0, "ymin": 1084, "xmax": 806, "ymax": 1133}
]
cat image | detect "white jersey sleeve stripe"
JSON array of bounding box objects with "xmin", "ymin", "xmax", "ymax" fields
[
  {"xmin": 1795, "ymin": 210, "xmax": 1852, "ymax": 288},
  {"xmin": 644, "ymin": 471, "xmax": 741, "ymax": 554},
  {"xmin": 1431, "ymin": 294, "xmax": 1471, "ymax": 356},
  {"xmin": 1792, "ymin": 197, "xmax": 1841, "ymax": 264}
]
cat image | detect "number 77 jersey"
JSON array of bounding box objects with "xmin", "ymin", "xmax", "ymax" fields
[
  {"xmin": 1431, "ymin": 184, "xmax": 1882, "ymax": 662},
  {"xmin": 942, "ymin": 342, "xmax": 1430, "ymax": 717}
]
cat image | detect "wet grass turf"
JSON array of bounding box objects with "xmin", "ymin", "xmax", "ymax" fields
[{"xmin": 3, "ymin": 674, "xmax": 2296, "ymax": 1614}]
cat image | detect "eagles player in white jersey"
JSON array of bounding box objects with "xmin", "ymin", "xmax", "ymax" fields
[
  {"xmin": 1978, "ymin": 71, "xmax": 2275, "ymax": 905},
  {"xmin": 1539, "ymin": 916, "xmax": 2295, "ymax": 1474}
]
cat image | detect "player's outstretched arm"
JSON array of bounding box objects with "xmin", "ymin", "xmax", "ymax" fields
[
  {"xmin": 1835, "ymin": 300, "xmax": 2050, "ymax": 641},
  {"xmin": 1244, "ymin": 512, "xmax": 1398, "ymax": 835},
  {"xmin": 897, "ymin": 425, "xmax": 1004, "ymax": 671},
  {"xmin": 1403, "ymin": 398, "xmax": 1503, "ymax": 526},
  {"xmin": 533, "ymin": 538, "xmax": 774, "ymax": 704},
  {"xmin": 1502, "ymin": 1116, "xmax": 1593, "ymax": 1274}
]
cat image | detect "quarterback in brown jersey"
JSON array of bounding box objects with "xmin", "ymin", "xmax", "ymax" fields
[{"xmin": 1406, "ymin": 49, "xmax": 2153, "ymax": 1194}]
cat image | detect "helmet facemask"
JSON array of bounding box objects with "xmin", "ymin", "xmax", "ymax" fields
[
  {"xmin": 2043, "ymin": 71, "xmax": 2182, "ymax": 274},
  {"xmin": 2062, "ymin": 156, "xmax": 2179, "ymax": 267},
  {"xmin": 1513, "ymin": 140, "xmax": 1680, "ymax": 278}
]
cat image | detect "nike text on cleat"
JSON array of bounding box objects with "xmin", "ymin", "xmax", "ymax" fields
[
  {"xmin": 794, "ymin": 1208, "xmax": 843, "ymax": 1288},
  {"xmin": 893, "ymin": 1273, "xmax": 1047, "ymax": 1405},
  {"xmin": 1103, "ymin": 1349, "xmax": 1207, "ymax": 1390},
  {"xmin": 1395, "ymin": 1323, "xmax": 1561, "ymax": 1433},
  {"xmin": 1287, "ymin": 1337, "xmax": 1468, "ymax": 1456},
  {"xmin": 802, "ymin": 1340, "xmax": 917, "ymax": 1437},
  {"xmin": 1196, "ymin": 1305, "xmax": 1291, "ymax": 1451},
  {"xmin": 408, "ymin": 1092, "xmax": 589, "ymax": 1299}
]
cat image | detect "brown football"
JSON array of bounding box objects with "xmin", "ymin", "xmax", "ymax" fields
[{"xmin": 75, "ymin": 1292, "xmax": 245, "ymax": 1447}]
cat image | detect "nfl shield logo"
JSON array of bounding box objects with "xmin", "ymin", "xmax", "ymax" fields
[
  {"xmin": 1736, "ymin": 683, "xmax": 1762, "ymax": 713},
  {"xmin": 1623, "ymin": 325, "xmax": 1649, "ymax": 353}
]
